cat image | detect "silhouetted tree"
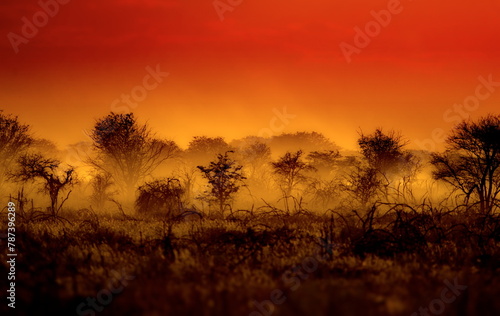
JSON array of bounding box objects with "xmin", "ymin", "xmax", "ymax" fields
[
  {"xmin": 358, "ymin": 129, "xmax": 417, "ymax": 178},
  {"xmin": 307, "ymin": 150, "xmax": 341, "ymax": 175},
  {"xmin": 356, "ymin": 129, "xmax": 420, "ymax": 201},
  {"xmin": 271, "ymin": 131, "xmax": 339, "ymax": 157},
  {"xmin": 431, "ymin": 114, "xmax": 500, "ymax": 214},
  {"xmin": 342, "ymin": 166, "xmax": 382, "ymax": 208},
  {"xmin": 88, "ymin": 112, "xmax": 179, "ymax": 199},
  {"xmin": 14, "ymin": 153, "xmax": 76, "ymax": 216},
  {"xmin": 197, "ymin": 151, "xmax": 245, "ymax": 215},
  {"xmin": 0, "ymin": 112, "xmax": 33, "ymax": 188},
  {"xmin": 231, "ymin": 135, "xmax": 267, "ymax": 149},
  {"xmin": 89, "ymin": 172, "xmax": 116, "ymax": 210},
  {"xmin": 231, "ymin": 138, "xmax": 274, "ymax": 198},
  {"xmin": 272, "ymin": 150, "xmax": 315, "ymax": 211},
  {"xmin": 174, "ymin": 164, "xmax": 198, "ymax": 204},
  {"xmin": 239, "ymin": 141, "xmax": 272, "ymax": 178},
  {"xmin": 186, "ymin": 136, "xmax": 231, "ymax": 166},
  {"xmin": 305, "ymin": 150, "xmax": 342, "ymax": 209}
]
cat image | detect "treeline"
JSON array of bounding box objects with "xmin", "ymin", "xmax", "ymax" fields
[{"xmin": 0, "ymin": 111, "xmax": 499, "ymax": 217}]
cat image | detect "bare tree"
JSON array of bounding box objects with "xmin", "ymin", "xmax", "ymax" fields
[
  {"xmin": 197, "ymin": 151, "xmax": 246, "ymax": 215},
  {"xmin": 14, "ymin": 153, "xmax": 76, "ymax": 216},
  {"xmin": 0, "ymin": 112, "xmax": 33, "ymax": 188},
  {"xmin": 88, "ymin": 112, "xmax": 179, "ymax": 199},
  {"xmin": 431, "ymin": 114, "xmax": 500, "ymax": 214}
]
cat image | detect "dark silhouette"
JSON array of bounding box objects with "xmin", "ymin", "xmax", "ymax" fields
[
  {"xmin": 432, "ymin": 114, "xmax": 500, "ymax": 214},
  {"xmin": 0, "ymin": 111, "xmax": 33, "ymax": 188},
  {"xmin": 342, "ymin": 166, "xmax": 382, "ymax": 208},
  {"xmin": 136, "ymin": 178, "xmax": 184, "ymax": 218},
  {"xmin": 88, "ymin": 112, "xmax": 179, "ymax": 199},
  {"xmin": 4, "ymin": 111, "xmax": 500, "ymax": 316},
  {"xmin": 270, "ymin": 131, "xmax": 339, "ymax": 156},
  {"xmin": 358, "ymin": 128, "xmax": 418, "ymax": 180},
  {"xmin": 348, "ymin": 128, "xmax": 420, "ymax": 205},
  {"xmin": 14, "ymin": 153, "xmax": 76, "ymax": 216},
  {"xmin": 197, "ymin": 151, "xmax": 246, "ymax": 215},
  {"xmin": 272, "ymin": 150, "xmax": 315, "ymax": 211}
]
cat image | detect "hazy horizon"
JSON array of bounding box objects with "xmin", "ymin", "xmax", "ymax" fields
[{"xmin": 2, "ymin": 0, "xmax": 499, "ymax": 152}]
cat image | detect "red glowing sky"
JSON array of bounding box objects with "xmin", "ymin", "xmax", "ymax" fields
[{"xmin": 1, "ymin": 0, "xmax": 499, "ymax": 151}]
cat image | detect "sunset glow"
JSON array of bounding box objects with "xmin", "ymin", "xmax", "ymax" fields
[
  {"xmin": 1, "ymin": 0, "xmax": 499, "ymax": 150},
  {"xmin": 2, "ymin": 2, "xmax": 500, "ymax": 315}
]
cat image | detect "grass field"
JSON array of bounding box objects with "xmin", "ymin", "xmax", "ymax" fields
[{"xmin": 2, "ymin": 201, "xmax": 499, "ymax": 316}]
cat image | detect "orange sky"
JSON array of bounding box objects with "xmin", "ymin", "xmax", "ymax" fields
[{"xmin": 1, "ymin": 0, "xmax": 499, "ymax": 152}]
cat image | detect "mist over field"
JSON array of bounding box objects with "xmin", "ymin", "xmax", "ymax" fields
[{"xmin": 0, "ymin": 111, "xmax": 499, "ymax": 316}]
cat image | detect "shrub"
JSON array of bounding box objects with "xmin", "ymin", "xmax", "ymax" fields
[{"xmin": 135, "ymin": 178, "xmax": 184, "ymax": 218}]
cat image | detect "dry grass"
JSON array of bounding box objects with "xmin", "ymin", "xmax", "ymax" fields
[{"xmin": 1, "ymin": 202, "xmax": 499, "ymax": 316}]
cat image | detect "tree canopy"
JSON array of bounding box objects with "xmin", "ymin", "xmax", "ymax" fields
[
  {"xmin": 0, "ymin": 111, "xmax": 33, "ymax": 188},
  {"xmin": 431, "ymin": 114, "xmax": 500, "ymax": 214},
  {"xmin": 89, "ymin": 112, "xmax": 179, "ymax": 197}
]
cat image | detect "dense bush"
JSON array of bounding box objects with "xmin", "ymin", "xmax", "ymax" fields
[{"xmin": 135, "ymin": 178, "xmax": 184, "ymax": 218}]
